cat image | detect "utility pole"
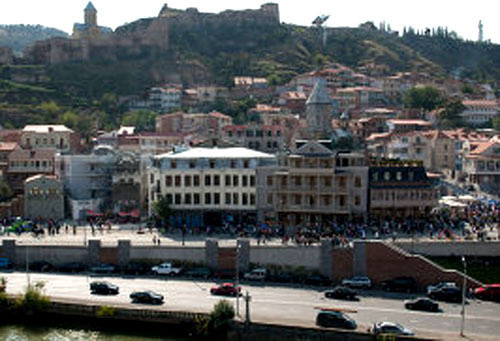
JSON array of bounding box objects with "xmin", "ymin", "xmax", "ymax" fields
[
  {"xmin": 236, "ymin": 241, "xmax": 241, "ymax": 316},
  {"xmin": 460, "ymin": 256, "xmax": 467, "ymax": 337}
]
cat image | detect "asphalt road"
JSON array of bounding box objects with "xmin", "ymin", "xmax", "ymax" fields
[{"xmin": 2, "ymin": 272, "xmax": 499, "ymax": 340}]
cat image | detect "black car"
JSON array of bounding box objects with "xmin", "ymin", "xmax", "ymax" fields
[
  {"xmin": 404, "ymin": 298, "xmax": 439, "ymax": 312},
  {"xmin": 315, "ymin": 310, "xmax": 357, "ymax": 330},
  {"xmin": 185, "ymin": 267, "xmax": 212, "ymax": 279},
  {"xmin": 428, "ymin": 287, "xmax": 463, "ymax": 303},
  {"xmin": 123, "ymin": 262, "xmax": 151, "ymax": 275},
  {"xmin": 325, "ymin": 286, "xmax": 357, "ymax": 300},
  {"xmin": 381, "ymin": 276, "xmax": 416, "ymax": 293},
  {"xmin": 29, "ymin": 261, "xmax": 54, "ymax": 272},
  {"xmin": 90, "ymin": 281, "xmax": 119, "ymax": 295},
  {"xmin": 130, "ymin": 290, "xmax": 164, "ymax": 304},
  {"xmin": 57, "ymin": 262, "xmax": 87, "ymax": 273},
  {"xmin": 303, "ymin": 274, "xmax": 331, "ymax": 286},
  {"xmin": 270, "ymin": 272, "xmax": 296, "ymax": 283}
]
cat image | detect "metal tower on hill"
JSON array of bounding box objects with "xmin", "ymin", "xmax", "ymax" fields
[
  {"xmin": 478, "ymin": 20, "xmax": 484, "ymax": 42},
  {"xmin": 312, "ymin": 15, "xmax": 330, "ymax": 49}
]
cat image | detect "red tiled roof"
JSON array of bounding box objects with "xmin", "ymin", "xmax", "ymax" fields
[
  {"xmin": 0, "ymin": 142, "xmax": 18, "ymax": 151},
  {"xmin": 8, "ymin": 147, "xmax": 56, "ymax": 160}
]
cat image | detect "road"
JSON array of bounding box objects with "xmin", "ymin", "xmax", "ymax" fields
[{"xmin": 2, "ymin": 272, "xmax": 499, "ymax": 340}]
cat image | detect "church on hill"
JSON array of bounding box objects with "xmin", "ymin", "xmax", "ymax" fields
[{"xmin": 72, "ymin": 2, "xmax": 112, "ymax": 39}]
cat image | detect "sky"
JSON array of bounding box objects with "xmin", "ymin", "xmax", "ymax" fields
[{"xmin": 0, "ymin": 1, "xmax": 498, "ymax": 43}]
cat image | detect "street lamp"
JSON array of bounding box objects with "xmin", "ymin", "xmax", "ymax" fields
[
  {"xmin": 236, "ymin": 241, "xmax": 241, "ymax": 316},
  {"xmin": 460, "ymin": 256, "xmax": 467, "ymax": 337}
]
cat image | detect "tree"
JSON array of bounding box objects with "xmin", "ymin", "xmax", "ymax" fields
[
  {"xmin": 152, "ymin": 195, "xmax": 172, "ymax": 227},
  {"xmin": 492, "ymin": 117, "xmax": 500, "ymax": 131},
  {"xmin": 121, "ymin": 110, "xmax": 158, "ymax": 132},
  {"xmin": 0, "ymin": 181, "xmax": 12, "ymax": 202},
  {"xmin": 403, "ymin": 86, "xmax": 444, "ymax": 112},
  {"xmin": 437, "ymin": 98, "xmax": 466, "ymax": 128}
]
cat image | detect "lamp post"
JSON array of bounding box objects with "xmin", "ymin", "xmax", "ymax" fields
[
  {"xmin": 236, "ymin": 241, "xmax": 241, "ymax": 317},
  {"xmin": 25, "ymin": 244, "xmax": 30, "ymax": 286},
  {"xmin": 460, "ymin": 256, "xmax": 467, "ymax": 337}
]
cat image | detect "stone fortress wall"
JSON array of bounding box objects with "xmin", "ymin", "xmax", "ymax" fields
[{"xmin": 23, "ymin": 3, "xmax": 280, "ymax": 65}]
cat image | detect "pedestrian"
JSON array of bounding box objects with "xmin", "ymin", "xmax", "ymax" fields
[
  {"xmin": 153, "ymin": 235, "xmax": 157, "ymax": 245},
  {"xmin": 157, "ymin": 238, "xmax": 161, "ymax": 246}
]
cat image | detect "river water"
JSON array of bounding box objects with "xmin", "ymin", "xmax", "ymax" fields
[{"xmin": 0, "ymin": 324, "xmax": 189, "ymax": 341}]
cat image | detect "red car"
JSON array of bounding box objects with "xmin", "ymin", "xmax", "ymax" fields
[
  {"xmin": 474, "ymin": 284, "xmax": 500, "ymax": 301},
  {"xmin": 210, "ymin": 282, "xmax": 241, "ymax": 296}
]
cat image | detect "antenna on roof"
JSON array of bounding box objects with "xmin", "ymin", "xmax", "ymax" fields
[{"xmin": 312, "ymin": 15, "xmax": 330, "ymax": 49}]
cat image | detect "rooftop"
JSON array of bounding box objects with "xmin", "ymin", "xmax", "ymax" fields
[
  {"xmin": 156, "ymin": 147, "xmax": 275, "ymax": 160},
  {"xmin": 22, "ymin": 125, "xmax": 73, "ymax": 133}
]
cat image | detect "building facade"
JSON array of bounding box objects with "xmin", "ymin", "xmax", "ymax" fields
[
  {"xmin": 24, "ymin": 175, "xmax": 64, "ymax": 220},
  {"xmin": 222, "ymin": 124, "xmax": 286, "ymax": 153},
  {"xmin": 460, "ymin": 100, "xmax": 499, "ymax": 126},
  {"xmin": 463, "ymin": 141, "xmax": 500, "ymax": 193},
  {"xmin": 259, "ymin": 141, "xmax": 368, "ymax": 227},
  {"xmin": 369, "ymin": 161, "xmax": 438, "ymax": 219},
  {"xmin": 21, "ymin": 125, "xmax": 77, "ymax": 154},
  {"xmin": 7, "ymin": 147, "xmax": 55, "ymax": 194},
  {"xmin": 149, "ymin": 147, "xmax": 276, "ymax": 227}
]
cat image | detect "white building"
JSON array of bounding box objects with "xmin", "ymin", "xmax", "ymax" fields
[
  {"xmin": 148, "ymin": 147, "xmax": 276, "ymax": 227},
  {"xmin": 460, "ymin": 100, "xmax": 499, "ymax": 126},
  {"xmin": 21, "ymin": 124, "xmax": 75, "ymax": 153}
]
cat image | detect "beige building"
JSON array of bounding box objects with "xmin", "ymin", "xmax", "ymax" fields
[
  {"xmin": 24, "ymin": 174, "xmax": 64, "ymax": 220},
  {"xmin": 149, "ymin": 147, "xmax": 276, "ymax": 227},
  {"xmin": 463, "ymin": 141, "xmax": 500, "ymax": 193},
  {"xmin": 21, "ymin": 125, "xmax": 75, "ymax": 153},
  {"xmin": 259, "ymin": 141, "xmax": 368, "ymax": 226},
  {"xmin": 368, "ymin": 130, "xmax": 456, "ymax": 174}
]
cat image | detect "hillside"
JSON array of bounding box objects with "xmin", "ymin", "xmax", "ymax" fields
[{"xmin": 0, "ymin": 25, "xmax": 68, "ymax": 55}]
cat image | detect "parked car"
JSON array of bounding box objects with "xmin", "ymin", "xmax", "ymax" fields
[
  {"xmin": 130, "ymin": 290, "xmax": 164, "ymax": 304},
  {"xmin": 244, "ymin": 268, "xmax": 267, "ymax": 281},
  {"xmin": 0, "ymin": 258, "xmax": 13, "ymax": 270},
  {"xmin": 57, "ymin": 262, "xmax": 87, "ymax": 273},
  {"xmin": 341, "ymin": 276, "xmax": 372, "ymax": 289},
  {"xmin": 151, "ymin": 262, "xmax": 182, "ymax": 276},
  {"xmin": 474, "ymin": 284, "xmax": 500, "ymax": 302},
  {"xmin": 214, "ymin": 269, "xmax": 236, "ymax": 280},
  {"xmin": 324, "ymin": 286, "xmax": 357, "ymax": 300},
  {"xmin": 303, "ymin": 274, "xmax": 331, "ymax": 286},
  {"xmin": 270, "ymin": 272, "xmax": 295, "ymax": 283},
  {"xmin": 90, "ymin": 263, "xmax": 116, "ymax": 274},
  {"xmin": 185, "ymin": 267, "xmax": 212, "ymax": 279},
  {"xmin": 90, "ymin": 281, "xmax": 119, "ymax": 295},
  {"xmin": 426, "ymin": 281, "xmax": 457, "ymax": 294},
  {"xmin": 380, "ymin": 276, "xmax": 416, "ymax": 293},
  {"xmin": 29, "ymin": 261, "xmax": 54, "ymax": 273},
  {"xmin": 372, "ymin": 322, "xmax": 414, "ymax": 336},
  {"xmin": 404, "ymin": 298, "xmax": 439, "ymax": 312},
  {"xmin": 123, "ymin": 262, "xmax": 150, "ymax": 275},
  {"xmin": 427, "ymin": 286, "xmax": 463, "ymax": 303},
  {"xmin": 315, "ymin": 309, "xmax": 357, "ymax": 330},
  {"xmin": 210, "ymin": 282, "xmax": 241, "ymax": 296}
]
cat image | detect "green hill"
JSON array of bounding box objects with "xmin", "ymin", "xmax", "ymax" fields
[{"xmin": 0, "ymin": 25, "xmax": 68, "ymax": 55}]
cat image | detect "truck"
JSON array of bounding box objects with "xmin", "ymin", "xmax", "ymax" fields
[{"xmin": 151, "ymin": 262, "xmax": 182, "ymax": 276}]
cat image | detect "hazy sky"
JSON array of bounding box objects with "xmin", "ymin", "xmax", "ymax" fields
[{"xmin": 0, "ymin": 1, "xmax": 497, "ymax": 43}]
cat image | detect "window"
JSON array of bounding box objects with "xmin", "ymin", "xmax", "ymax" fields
[
  {"xmin": 209, "ymin": 160, "xmax": 215, "ymax": 169},
  {"xmin": 242, "ymin": 175, "xmax": 248, "ymax": 187},
  {"xmin": 233, "ymin": 193, "xmax": 239, "ymax": 205},
  {"xmin": 242, "ymin": 193, "xmax": 248, "ymax": 205},
  {"xmin": 276, "ymin": 130, "xmax": 282, "ymax": 137},
  {"xmin": 396, "ymin": 172, "xmax": 402, "ymax": 181},
  {"xmin": 166, "ymin": 194, "xmax": 173, "ymax": 204},
  {"xmin": 205, "ymin": 175, "xmax": 211, "ymax": 186},
  {"xmin": 384, "ymin": 172, "xmax": 390, "ymax": 181},
  {"xmin": 189, "ymin": 161, "xmax": 196, "ymax": 169},
  {"xmin": 213, "ymin": 175, "xmax": 220, "ymax": 186},
  {"xmin": 171, "ymin": 161, "xmax": 177, "ymax": 169},
  {"xmin": 416, "ymin": 148, "xmax": 422, "ymax": 155},
  {"xmin": 165, "ymin": 176, "xmax": 173, "ymax": 187},
  {"xmin": 233, "ymin": 175, "xmax": 239, "ymax": 186},
  {"xmin": 204, "ymin": 193, "xmax": 211, "ymax": 205},
  {"xmin": 266, "ymin": 176, "xmax": 273, "ymax": 186},
  {"xmin": 354, "ymin": 177, "xmax": 361, "ymax": 187},
  {"xmin": 193, "ymin": 175, "xmax": 200, "ymax": 186},
  {"xmin": 339, "ymin": 196, "xmax": 346, "ymax": 207},
  {"xmin": 225, "ymin": 175, "xmax": 231, "ymax": 186},
  {"xmin": 225, "ymin": 193, "xmax": 231, "ymax": 205},
  {"xmin": 408, "ymin": 172, "xmax": 414, "ymax": 181},
  {"xmin": 267, "ymin": 130, "xmax": 272, "ymax": 137},
  {"xmin": 266, "ymin": 194, "xmax": 273, "ymax": 205},
  {"xmin": 250, "ymin": 175, "xmax": 256, "ymax": 187},
  {"xmin": 231, "ymin": 160, "xmax": 237, "ymax": 168},
  {"xmin": 175, "ymin": 194, "xmax": 181, "ymax": 205},
  {"xmin": 250, "ymin": 193, "xmax": 256, "ymax": 205},
  {"xmin": 355, "ymin": 196, "xmax": 361, "ymax": 206},
  {"xmin": 214, "ymin": 193, "xmax": 220, "ymax": 204},
  {"xmin": 184, "ymin": 175, "xmax": 191, "ymax": 187},
  {"xmin": 194, "ymin": 193, "xmax": 200, "ymax": 204},
  {"xmin": 175, "ymin": 175, "xmax": 181, "ymax": 187},
  {"xmin": 150, "ymin": 174, "xmax": 154, "ymax": 184},
  {"xmin": 243, "ymin": 160, "xmax": 249, "ymax": 168},
  {"xmin": 372, "ymin": 172, "xmax": 379, "ymax": 181},
  {"xmin": 294, "ymin": 195, "xmax": 301, "ymax": 205},
  {"xmin": 185, "ymin": 194, "xmax": 192, "ymax": 204}
]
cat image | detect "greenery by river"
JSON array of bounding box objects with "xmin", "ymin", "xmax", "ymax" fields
[{"xmin": 0, "ymin": 324, "xmax": 189, "ymax": 341}]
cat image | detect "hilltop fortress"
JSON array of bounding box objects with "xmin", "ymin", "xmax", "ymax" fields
[{"xmin": 23, "ymin": 2, "xmax": 280, "ymax": 65}]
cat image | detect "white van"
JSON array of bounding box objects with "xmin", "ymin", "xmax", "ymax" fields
[{"xmin": 244, "ymin": 268, "xmax": 267, "ymax": 281}]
